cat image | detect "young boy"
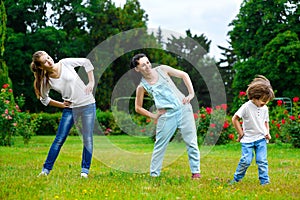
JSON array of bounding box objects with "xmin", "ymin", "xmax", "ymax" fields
[{"xmin": 231, "ymin": 75, "xmax": 275, "ymax": 185}]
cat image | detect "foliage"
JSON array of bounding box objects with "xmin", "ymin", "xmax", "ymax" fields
[
  {"xmin": 269, "ymin": 97, "xmax": 300, "ymax": 147},
  {"xmin": 195, "ymin": 104, "xmax": 236, "ymax": 145},
  {"xmin": 30, "ymin": 112, "xmax": 78, "ymax": 136},
  {"xmin": 0, "ymin": 0, "xmax": 9, "ymax": 88},
  {"xmin": 229, "ymin": 0, "xmax": 300, "ymax": 103},
  {"xmin": 165, "ymin": 30, "xmax": 215, "ymax": 107},
  {"xmin": 0, "ymin": 83, "xmax": 29, "ymax": 146},
  {"xmin": 96, "ymin": 109, "xmax": 121, "ymax": 135},
  {"xmin": 259, "ymin": 30, "xmax": 300, "ymax": 97},
  {"xmin": 3, "ymin": 0, "xmax": 150, "ymax": 112}
]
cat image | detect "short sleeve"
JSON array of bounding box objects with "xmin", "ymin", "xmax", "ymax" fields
[{"xmin": 235, "ymin": 103, "xmax": 246, "ymax": 118}]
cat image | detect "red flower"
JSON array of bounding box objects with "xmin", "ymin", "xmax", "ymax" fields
[
  {"xmin": 293, "ymin": 97, "xmax": 299, "ymax": 102},
  {"xmin": 210, "ymin": 123, "xmax": 216, "ymax": 128},
  {"xmin": 8, "ymin": 89, "xmax": 13, "ymax": 93},
  {"xmin": 298, "ymin": 115, "xmax": 300, "ymax": 119},
  {"xmin": 216, "ymin": 105, "xmax": 221, "ymax": 110},
  {"xmin": 200, "ymin": 114, "xmax": 206, "ymax": 119},
  {"xmin": 271, "ymin": 120, "xmax": 275, "ymax": 124},
  {"xmin": 209, "ymin": 132, "xmax": 214, "ymax": 137},
  {"xmin": 290, "ymin": 116, "xmax": 295, "ymax": 121},
  {"xmin": 193, "ymin": 113, "xmax": 198, "ymax": 120},
  {"xmin": 140, "ymin": 128, "xmax": 146, "ymax": 132},
  {"xmin": 2, "ymin": 83, "xmax": 9, "ymax": 89},
  {"xmin": 276, "ymin": 123, "xmax": 281, "ymax": 129},
  {"xmin": 223, "ymin": 121, "xmax": 230, "ymax": 129},
  {"xmin": 221, "ymin": 104, "xmax": 227, "ymax": 110},
  {"xmin": 105, "ymin": 128, "xmax": 112, "ymax": 134},
  {"xmin": 277, "ymin": 100, "xmax": 283, "ymax": 106},
  {"xmin": 275, "ymin": 133, "xmax": 279, "ymax": 138},
  {"xmin": 239, "ymin": 91, "xmax": 246, "ymax": 97},
  {"xmin": 206, "ymin": 107, "xmax": 213, "ymax": 115},
  {"xmin": 146, "ymin": 118, "xmax": 151, "ymax": 123},
  {"xmin": 281, "ymin": 119, "xmax": 285, "ymax": 124},
  {"xmin": 228, "ymin": 134, "xmax": 234, "ymax": 140}
]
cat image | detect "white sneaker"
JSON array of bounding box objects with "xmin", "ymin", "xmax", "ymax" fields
[
  {"xmin": 80, "ymin": 172, "xmax": 88, "ymax": 178},
  {"xmin": 37, "ymin": 171, "xmax": 48, "ymax": 177}
]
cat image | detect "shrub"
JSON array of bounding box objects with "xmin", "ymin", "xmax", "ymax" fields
[
  {"xmin": 97, "ymin": 109, "xmax": 122, "ymax": 135},
  {"xmin": 31, "ymin": 112, "xmax": 78, "ymax": 136},
  {"xmin": 195, "ymin": 104, "xmax": 237, "ymax": 145},
  {"xmin": 15, "ymin": 112, "xmax": 35, "ymax": 144},
  {"xmin": 0, "ymin": 83, "xmax": 30, "ymax": 146},
  {"xmin": 269, "ymin": 97, "xmax": 300, "ymax": 146},
  {"xmin": 102, "ymin": 109, "xmax": 155, "ymax": 137},
  {"xmin": 287, "ymin": 97, "xmax": 300, "ymax": 148}
]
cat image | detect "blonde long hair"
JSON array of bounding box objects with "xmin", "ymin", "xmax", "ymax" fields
[{"xmin": 30, "ymin": 51, "xmax": 50, "ymax": 98}]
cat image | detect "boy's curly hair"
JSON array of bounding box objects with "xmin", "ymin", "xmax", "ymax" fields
[{"xmin": 246, "ymin": 75, "xmax": 275, "ymax": 102}]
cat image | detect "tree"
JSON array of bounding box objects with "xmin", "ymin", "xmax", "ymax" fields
[
  {"xmin": 3, "ymin": 0, "xmax": 151, "ymax": 112},
  {"xmin": 0, "ymin": 0, "xmax": 9, "ymax": 87},
  {"xmin": 260, "ymin": 30, "xmax": 300, "ymax": 97},
  {"xmin": 165, "ymin": 30, "xmax": 224, "ymax": 107},
  {"xmin": 229, "ymin": 0, "xmax": 300, "ymax": 101},
  {"xmin": 217, "ymin": 40, "xmax": 238, "ymax": 106}
]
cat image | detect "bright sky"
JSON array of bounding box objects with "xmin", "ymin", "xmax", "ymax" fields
[{"xmin": 112, "ymin": 0, "xmax": 243, "ymax": 60}]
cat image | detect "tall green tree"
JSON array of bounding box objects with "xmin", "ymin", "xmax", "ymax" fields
[
  {"xmin": 229, "ymin": 0, "xmax": 300, "ymax": 103},
  {"xmin": 84, "ymin": 0, "xmax": 149, "ymax": 110},
  {"xmin": 0, "ymin": 0, "xmax": 9, "ymax": 87},
  {"xmin": 217, "ymin": 40, "xmax": 238, "ymax": 106},
  {"xmin": 165, "ymin": 30, "xmax": 222, "ymax": 107},
  {"xmin": 3, "ymin": 0, "xmax": 151, "ymax": 112}
]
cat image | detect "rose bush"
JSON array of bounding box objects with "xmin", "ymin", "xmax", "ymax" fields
[
  {"xmin": 195, "ymin": 104, "xmax": 237, "ymax": 145},
  {"xmin": 0, "ymin": 84, "xmax": 33, "ymax": 146}
]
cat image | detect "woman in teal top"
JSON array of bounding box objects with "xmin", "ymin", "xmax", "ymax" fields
[{"xmin": 130, "ymin": 53, "xmax": 200, "ymax": 179}]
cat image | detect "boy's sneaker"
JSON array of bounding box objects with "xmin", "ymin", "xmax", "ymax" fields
[
  {"xmin": 80, "ymin": 172, "xmax": 88, "ymax": 178},
  {"xmin": 229, "ymin": 179, "xmax": 238, "ymax": 185},
  {"xmin": 261, "ymin": 182, "xmax": 270, "ymax": 186},
  {"xmin": 191, "ymin": 173, "xmax": 201, "ymax": 179},
  {"xmin": 37, "ymin": 171, "xmax": 48, "ymax": 177}
]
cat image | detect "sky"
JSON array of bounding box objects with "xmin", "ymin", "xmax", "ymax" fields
[{"xmin": 112, "ymin": 0, "xmax": 243, "ymax": 61}]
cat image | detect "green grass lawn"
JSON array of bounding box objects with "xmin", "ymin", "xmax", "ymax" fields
[{"xmin": 1, "ymin": 135, "xmax": 299, "ymax": 200}]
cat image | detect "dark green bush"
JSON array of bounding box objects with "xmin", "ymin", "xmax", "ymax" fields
[{"xmin": 31, "ymin": 112, "xmax": 78, "ymax": 136}]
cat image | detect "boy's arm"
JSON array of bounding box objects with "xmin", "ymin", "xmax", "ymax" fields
[
  {"xmin": 232, "ymin": 115, "xmax": 244, "ymax": 142},
  {"xmin": 265, "ymin": 121, "xmax": 271, "ymax": 140}
]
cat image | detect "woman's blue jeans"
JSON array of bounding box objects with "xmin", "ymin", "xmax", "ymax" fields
[
  {"xmin": 150, "ymin": 104, "xmax": 200, "ymax": 177},
  {"xmin": 233, "ymin": 138, "xmax": 269, "ymax": 185},
  {"xmin": 42, "ymin": 103, "xmax": 96, "ymax": 175}
]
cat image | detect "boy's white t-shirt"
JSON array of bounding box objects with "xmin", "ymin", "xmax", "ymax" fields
[
  {"xmin": 234, "ymin": 100, "xmax": 269, "ymax": 143},
  {"xmin": 40, "ymin": 58, "xmax": 95, "ymax": 108}
]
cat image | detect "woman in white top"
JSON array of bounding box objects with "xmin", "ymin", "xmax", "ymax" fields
[{"xmin": 31, "ymin": 51, "xmax": 96, "ymax": 178}]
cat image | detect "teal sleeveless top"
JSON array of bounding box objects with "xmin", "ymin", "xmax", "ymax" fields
[{"xmin": 140, "ymin": 66, "xmax": 185, "ymax": 110}]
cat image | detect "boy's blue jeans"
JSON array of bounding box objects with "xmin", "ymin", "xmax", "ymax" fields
[
  {"xmin": 42, "ymin": 103, "xmax": 96, "ymax": 175},
  {"xmin": 233, "ymin": 138, "xmax": 269, "ymax": 185},
  {"xmin": 150, "ymin": 104, "xmax": 200, "ymax": 177}
]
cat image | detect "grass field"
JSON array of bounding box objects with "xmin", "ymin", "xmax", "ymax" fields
[{"xmin": 1, "ymin": 135, "xmax": 299, "ymax": 200}]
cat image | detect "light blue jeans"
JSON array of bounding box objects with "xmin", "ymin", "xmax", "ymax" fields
[
  {"xmin": 42, "ymin": 103, "xmax": 96, "ymax": 175},
  {"xmin": 233, "ymin": 138, "xmax": 269, "ymax": 185},
  {"xmin": 150, "ymin": 104, "xmax": 200, "ymax": 176}
]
